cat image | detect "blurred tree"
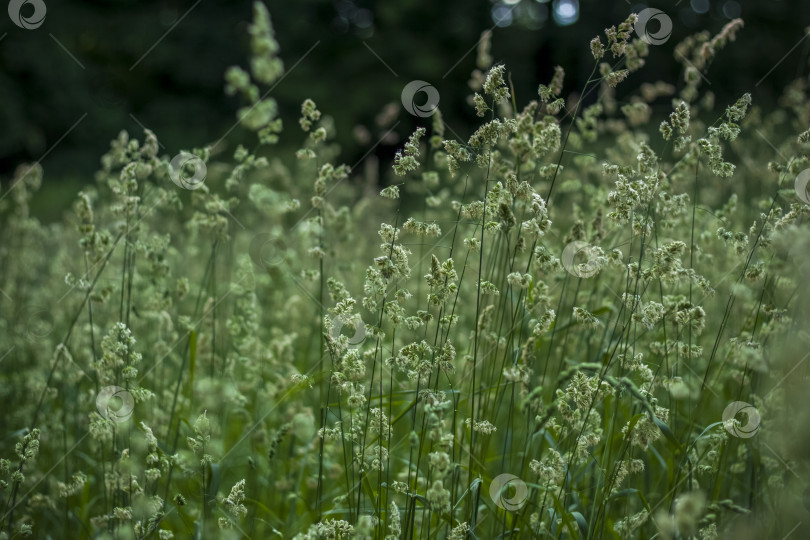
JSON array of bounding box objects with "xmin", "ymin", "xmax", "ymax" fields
[{"xmin": 1, "ymin": 0, "xmax": 807, "ymax": 218}]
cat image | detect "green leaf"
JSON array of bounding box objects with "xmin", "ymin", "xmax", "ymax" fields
[
  {"xmin": 653, "ymin": 416, "xmax": 682, "ymax": 452},
  {"xmin": 207, "ymin": 462, "xmax": 221, "ymax": 504},
  {"xmin": 608, "ymin": 488, "xmax": 639, "ymax": 501},
  {"xmin": 185, "ymin": 330, "xmax": 197, "ymax": 403},
  {"xmin": 361, "ymin": 473, "xmax": 379, "ymax": 515},
  {"xmin": 570, "ymin": 511, "xmax": 589, "ymax": 537},
  {"xmin": 390, "ymin": 399, "xmax": 417, "ymax": 426}
]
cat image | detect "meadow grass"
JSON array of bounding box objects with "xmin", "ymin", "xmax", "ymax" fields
[{"xmin": 1, "ymin": 4, "xmax": 810, "ymax": 539}]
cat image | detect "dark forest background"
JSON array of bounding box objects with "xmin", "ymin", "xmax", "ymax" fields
[{"xmin": 2, "ymin": 0, "xmax": 809, "ymax": 218}]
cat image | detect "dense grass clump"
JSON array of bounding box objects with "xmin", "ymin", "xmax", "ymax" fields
[{"xmin": 2, "ymin": 4, "xmax": 810, "ymax": 539}]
